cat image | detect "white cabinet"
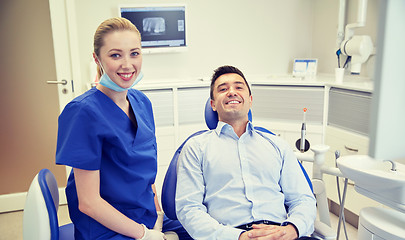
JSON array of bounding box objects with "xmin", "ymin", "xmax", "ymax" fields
[
  {"xmin": 251, "ymin": 84, "xmax": 325, "ymax": 152},
  {"xmin": 251, "ymin": 85, "xmax": 324, "ymax": 125},
  {"xmin": 324, "ymin": 126, "xmax": 382, "ymax": 215},
  {"xmin": 325, "ymin": 87, "xmax": 381, "ymax": 216}
]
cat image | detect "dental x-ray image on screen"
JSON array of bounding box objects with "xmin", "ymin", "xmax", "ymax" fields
[
  {"xmin": 143, "ymin": 17, "xmax": 166, "ymax": 36},
  {"xmin": 119, "ymin": 4, "xmax": 187, "ymax": 54}
]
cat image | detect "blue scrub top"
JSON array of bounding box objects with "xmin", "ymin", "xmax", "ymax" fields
[{"xmin": 56, "ymin": 88, "xmax": 158, "ymax": 239}]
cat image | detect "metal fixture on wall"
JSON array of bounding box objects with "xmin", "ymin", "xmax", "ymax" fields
[{"xmin": 338, "ymin": 0, "xmax": 374, "ymax": 75}]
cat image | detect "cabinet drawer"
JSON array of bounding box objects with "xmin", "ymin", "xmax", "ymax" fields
[
  {"xmin": 324, "ymin": 126, "xmax": 382, "ymax": 215},
  {"xmin": 325, "ymin": 126, "xmax": 369, "ymax": 157}
]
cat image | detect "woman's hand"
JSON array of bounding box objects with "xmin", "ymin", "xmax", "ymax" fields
[
  {"xmin": 140, "ymin": 224, "xmax": 167, "ymax": 240},
  {"xmin": 153, "ymin": 211, "xmax": 164, "ymax": 232}
]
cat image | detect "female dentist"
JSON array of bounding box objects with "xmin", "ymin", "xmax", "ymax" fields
[{"xmin": 56, "ymin": 18, "xmax": 190, "ymax": 240}]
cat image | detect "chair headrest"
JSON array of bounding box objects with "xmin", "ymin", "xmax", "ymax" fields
[{"xmin": 204, "ymin": 98, "xmax": 252, "ymax": 130}]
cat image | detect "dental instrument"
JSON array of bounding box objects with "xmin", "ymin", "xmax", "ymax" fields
[
  {"xmin": 296, "ymin": 108, "xmax": 310, "ymax": 153},
  {"xmin": 342, "ymin": 55, "xmax": 351, "ymax": 69},
  {"xmin": 336, "ymin": 49, "xmax": 342, "ymax": 68}
]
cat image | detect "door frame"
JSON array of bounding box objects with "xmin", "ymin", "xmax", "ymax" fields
[{"xmin": 48, "ymin": 0, "xmax": 82, "ymax": 205}]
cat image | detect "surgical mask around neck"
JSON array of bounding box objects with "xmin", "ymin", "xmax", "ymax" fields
[
  {"xmin": 99, "ymin": 71, "xmax": 143, "ymax": 92},
  {"xmin": 96, "ymin": 56, "xmax": 143, "ymax": 92}
]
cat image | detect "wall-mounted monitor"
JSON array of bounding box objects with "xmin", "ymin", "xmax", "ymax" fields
[{"xmin": 119, "ymin": 4, "xmax": 187, "ymax": 54}]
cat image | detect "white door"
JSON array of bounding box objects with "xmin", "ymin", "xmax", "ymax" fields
[
  {"xmin": 48, "ymin": 0, "xmax": 76, "ymax": 112},
  {"xmin": 48, "ymin": 0, "xmax": 78, "ymax": 179}
]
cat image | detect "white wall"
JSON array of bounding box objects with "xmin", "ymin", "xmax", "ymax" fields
[
  {"xmin": 71, "ymin": 0, "xmax": 316, "ymax": 91},
  {"xmin": 312, "ymin": 0, "xmax": 379, "ymax": 77},
  {"xmin": 70, "ymin": 0, "xmax": 380, "ymax": 93}
]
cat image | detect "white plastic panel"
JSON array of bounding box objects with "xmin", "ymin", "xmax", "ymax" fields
[
  {"xmin": 177, "ymin": 87, "xmax": 210, "ymax": 125},
  {"xmin": 251, "ymin": 85, "xmax": 324, "ymax": 124},
  {"xmin": 328, "ymin": 87, "xmax": 371, "ymax": 136},
  {"xmin": 142, "ymin": 89, "xmax": 174, "ymax": 127}
]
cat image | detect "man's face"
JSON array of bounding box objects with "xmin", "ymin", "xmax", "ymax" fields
[{"xmin": 210, "ymin": 73, "xmax": 252, "ymax": 124}]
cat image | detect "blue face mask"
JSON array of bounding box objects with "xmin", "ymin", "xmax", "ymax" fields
[{"xmin": 98, "ymin": 71, "xmax": 143, "ymax": 92}]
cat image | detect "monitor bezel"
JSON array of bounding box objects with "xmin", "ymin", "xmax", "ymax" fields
[{"xmin": 118, "ymin": 3, "xmax": 188, "ymax": 54}]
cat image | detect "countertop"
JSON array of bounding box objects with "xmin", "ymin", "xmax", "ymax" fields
[{"xmin": 135, "ymin": 73, "xmax": 373, "ymax": 93}]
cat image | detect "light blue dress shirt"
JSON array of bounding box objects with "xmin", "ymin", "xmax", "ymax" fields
[{"xmin": 175, "ymin": 121, "xmax": 316, "ymax": 240}]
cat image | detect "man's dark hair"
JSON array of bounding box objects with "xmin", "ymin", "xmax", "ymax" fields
[{"xmin": 210, "ymin": 65, "xmax": 251, "ymax": 100}]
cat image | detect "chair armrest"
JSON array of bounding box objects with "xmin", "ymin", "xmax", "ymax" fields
[{"xmin": 312, "ymin": 220, "xmax": 336, "ymax": 240}]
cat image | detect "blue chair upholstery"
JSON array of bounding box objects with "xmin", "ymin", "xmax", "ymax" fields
[
  {"xmin": 161, "ymin": 130, "xmax": 208, "ymax": 220},
  {"xmin": 161, "ymin": 98, "xmax": 313, "ymax": 220},
  {"xmin": 23, "ymin": 168, "xmax": 74, "ymax": 240}
]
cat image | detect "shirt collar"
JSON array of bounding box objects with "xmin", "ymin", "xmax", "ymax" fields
[{"xmin": 214, "ymin": 121, "xmax": 254, "ymax": 137}]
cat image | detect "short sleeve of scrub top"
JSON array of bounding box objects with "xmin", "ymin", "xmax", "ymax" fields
[{"xmin": 56, "ymin": 88, "xmax": 158, "ymax": 240}]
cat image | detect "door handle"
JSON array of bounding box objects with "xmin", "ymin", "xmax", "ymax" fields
[{"xmin": 46, "ymin": 79, "xmax": 68, "ymax": 85}]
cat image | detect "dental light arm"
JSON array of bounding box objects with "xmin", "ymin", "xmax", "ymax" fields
[
  {"xmin": 343, "ymin": 0, "xmax": 368, "ymax": 42},
  {"xmin": 341, "ymin": 35, "xmax": 373, "ymax": 74},
  {"xmin": 339, "ymin": 0, "xmax": 374, "ymax": 74},
  {"xmin": 336, "ymin": 0, "xmax": 346, "ymax": 48}
]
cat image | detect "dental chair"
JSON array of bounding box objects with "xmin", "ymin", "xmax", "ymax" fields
[
  {"xmin": 23, "ymin": 168, "xmax": 74, "ymax": 240},
  {"xmin": 161, "ymin": 98, "xmax": 335, "ymax": 239}
]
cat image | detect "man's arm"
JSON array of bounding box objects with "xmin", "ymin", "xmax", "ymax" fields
[
  {"xmin": 175, "ymin": 141, "xmax": 244, "ymax": 240},
  {"xmin": 279, "ymin": 144, "xmax": 317, "ymax": 237}
]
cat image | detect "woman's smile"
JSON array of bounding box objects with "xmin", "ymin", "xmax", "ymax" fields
[{"xmin": 118, "ymin": 72, "xmax": 135, "ymax": 81}]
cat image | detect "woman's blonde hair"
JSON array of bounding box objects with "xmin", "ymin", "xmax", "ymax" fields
[{"xmin": 94, "ymin": 17, "xmax": 141, "ymax": 78}]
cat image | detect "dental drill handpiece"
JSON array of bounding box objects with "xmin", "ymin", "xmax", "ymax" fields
[
  {"xmin": 335, "ymin": 150, "xmax": 341, "ymax": 167},
  {"xmin": 300, "ymin": 108, "xmax": 307, "ymax": 152}
]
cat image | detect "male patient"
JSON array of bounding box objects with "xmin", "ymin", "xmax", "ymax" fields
[{"xmin": 175, "ymin": 65, "xmax": 317, "ymax": 240}]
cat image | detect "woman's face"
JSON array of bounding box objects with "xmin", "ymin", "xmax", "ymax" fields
[{"xmin": 96, "ymin": 30, "xmax": 142, "ymax": 89}]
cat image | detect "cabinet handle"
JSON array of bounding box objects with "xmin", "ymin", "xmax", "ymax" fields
[{"xmin": 344, "ymin": 145, "xmax": 359, "ymax": 152}]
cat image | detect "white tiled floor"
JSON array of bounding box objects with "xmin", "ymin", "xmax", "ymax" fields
[
  {"xmin": 329, "ymin": 212, "xmax": 358, "ymax": 240},
  {"xmin": 0, "ymin": 205, "xmax": 71, "ymax": 240},
  {"xmin": 0, "ymin": 205, "xmax": 358, "ymax": 240}
]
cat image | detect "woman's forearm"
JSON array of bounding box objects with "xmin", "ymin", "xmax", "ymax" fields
[
  {"xmin": 74, "ymin": 168, "xmax": 145, "ymax": 239},
  {"xmin": 151, "ymin": 184, "xmax": 162, "ymax": 212}
]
